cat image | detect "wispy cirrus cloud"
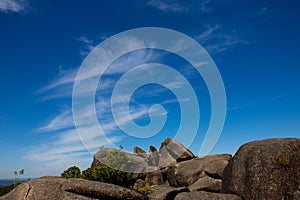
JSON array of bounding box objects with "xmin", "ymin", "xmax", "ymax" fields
[
  {"xmin": 78, "ymin": 36, "xmax": 97, "ymax": 56},
  {"xmin": 195, "ymin": 24, "xmax": 247, "ymax": 53},
  {"xmin": 31, "ymin": 33, "xmax": 201, "ymax": 173},
  {"xmin": 24, "ymin": 126, "xmax": 122, "ymax": 175},
  {"xmin": 37, "ymin": 108, "xmax": 74, "ymax": 132},
  {"xmin": 0, "ymin": 0, "xmax": 28, "ymax": 13},
  {"xmin": 200, "ymin": 0, "xmax": 214, "ymax": 13},
  {"xmin": 244, "ymin": 7, "xmax": 272, "ymax": 24},
  {"xmin": 77, "ymin": 33, "xmax": 114, "ymax": 56},
  {"xmin": 147, "ymin": 0, "xmax": 189, "ymax": 13},
  {"xmin": 37, "ymin": 49, "xmax": 155, "ymax": 100},
  {"xmin": 147, "ymin": 0, "xmax": 217, "ymax": 14},
  {"xmin": 36, "ymin": 67, "xmax": 77, "ymax": 100}
]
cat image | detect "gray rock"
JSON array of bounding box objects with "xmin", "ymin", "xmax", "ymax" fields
[
  {"xmin": 174, "ymin": 191, "xmax": 242, "ymax": 200},
  {"xmin": 294, "ymin": 191, "xmax": 300, "ymax": 200},
  {"xmin": 134, "ymin": 146, "xmax": 146, "ymax": 154},
  {"xmin": 159, "ymin": 147, "xmax": 177, "ymax": 168},
  {"xmin": 145, "ymin": 168, "xmax": 164, "ymax": 186},
  {"xmin": 149, "ymin": 146, "xmax": 158, "ymax": 152},
  {"xmin": 133, "ymin": 179, "xmax": 146, "ymax": 190},
  {"xmin": 160, "ymin": 167, "xmax": 171, "ymax": 184},
  {"xmin": 167, "ymin": 154, "xmax": 231, "ymax": 187},
  {"xmin": 205, "ymin": 159, "xmax": 230, "ymax": 179},
  {"xmin": 148, "ymin": 149, "xmax": 160, "ymax": 166},
  {"xmin": 63, "ymin": 178, "xmax": 146, "ymax": 199},
  {"xmin": 222, "ymin": 138, "xmax": 300, "ymax": 200},
  {"xmin": 160, "ymin": 138, "xmax": 195, "ymax": 162},
  {"xmin": 147, "ymin": 185, "xmax": 189, "ymax": 200},
  {"xmin": 92, "ymin": 148, "xmax": 149, "ymax": 173},
  {"xmin": 134, "ymin": 146, "xmax": 148, "ymax": 159},
  {"xmin": 91, "ymin": 148, "xmax": 117, "ymax": 168},
  {"xmin": 1, "ymin": 177, "xmax": 147, "ymax": 200},
  {"xmin": 189, "ymin": 175, "xmax": 222, "ymax": 192}
]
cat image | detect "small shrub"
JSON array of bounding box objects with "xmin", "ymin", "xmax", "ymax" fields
[
  {"xmin": 278, "ymin": 156, "xmax": 290, "ymax": 169},
  {"xmin": 137, "ymin": 185, "xmax": 155, "ymax": 194},
  {"xmin": 82, "ymin": 166, "xmax": 134, "ymax": 188},
  {"xmin": 61, "ymin": 166, "xmax": 82, "ymax": 179},
  {"xmin": 0, "ymin": 184, "xmax": 15, "ymax": 196}
]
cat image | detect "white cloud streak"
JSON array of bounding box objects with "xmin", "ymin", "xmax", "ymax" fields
[
  {"xmin": 31, "ymin": 33, "xmax": 202, "ymax": 174},
  {"xmin": 78, "ymin": 36, "xmax": 97, "ymax": 56},
  {"xmin": 0, "ymin": 0, "xmax": 28, "ymax": 13},
  {"xmin": 37, "ymin": 108, "xmax": 74, "ymax": 132},
  {"xmin": 244, "ymin": 7, "xmax": 272, "ymax": 24},
  {"xmin": 147, "ymin": 0, "xmax": 217, "ymax": 14},
  {"xmin": 200, "ymin": 0, "xmax": 213, "ymax": 13},
  {"xmin": 147, "ymin": 0, "xmax": 189, "ymax": 13},
  {"xmin": 26, "ymin": 117, "xmax": 123, "ymax": 174},
  {"xmin": 37, "ymin": 67, "xmax": 78, "ymax": 100},
  {"xmin": 195, "ymin": 24, "xmax": 246, "ymax": 53}
]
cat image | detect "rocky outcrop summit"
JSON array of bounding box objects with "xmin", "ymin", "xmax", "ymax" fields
[
  {"xmin": 222, "ymin": 138, "xmax": 300, "ymax": 200},
  {"xmin": 3, "ymin": 138, "xmax": 300, "ymax": 200},
  {"xmin": 92, "ymin": 138, "xmax": 196, "ymax": 173}
]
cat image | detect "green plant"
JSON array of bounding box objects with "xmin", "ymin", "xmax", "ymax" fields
[
  {"xmin": 82, "ymin": 166, "xmax": 134, "ymax": 188},
  {"xmin": 13, "ymin": 171, "xmax": 17, "ymax": 185},
  {"xmin": 0, "ymin": 184, "xmax": 15, "ymax": 196},
  {"xmin": 13, "ymin": 169, "xmax": 24, "ymax": 186},
  {"xmin": 137, "ymin": 185, "xmax": 155, "ymax": 194},
  {"xmin": 61, "ymin": 166, "xmax": 82, "ymax": 179},
  {"xmin": 278, "ymin": 156, "xmax": 290, "ymax": 169}
]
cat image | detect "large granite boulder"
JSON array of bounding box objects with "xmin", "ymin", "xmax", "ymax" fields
[
  {"xmin": 145, "ymin": 168, "xmax": 164, "ymax": 186},
  {"xmin": 174, "ymin": 191, "xmax": 242, "ymax": 200},
  {"xmin": 222, "ymin": 138, "xmax": 300, "ymax": 200},
  {"xmin": 147, "ymin": 185, "xmax": 189, "ymax": 200},
  {"xmin": 188, "ymin": 175, "xmax": 222, "ymax": 192},
  {"xmin": 0, "ymin": 177, "xmax": 146, "ymax": 200},
  {"xmin": 92, "ymin": 148, "xmax": 149, "ymax": 173},
  {"xmin": 204, "ymin": 157, "xmax": 230, "ymax": 179},
  {"xmin": 159, "ymin": 138, "xmax": 195, "ymax": 167},
  {"xmin": 159, "ymin": 147, "xmax": 177, "ymax": 168},
  {"xmin": 148, "ymin": 146, "xmax": 160, "ymax": 166},
  {"xmin": 134, "ymin": 146, "xmax": 146, "ymax": 154},
  {"xmin": 150, "ymin": 146, "xmax": 158, "ymax": 152},
  {"xmin": 63, "ymin": 178, "xmax": 146, "ymax": 199},
  {"xmin": 134, "ymin": 146, "xmax": 148, "ymax": 159},
  {"xmin": 167, "ymin": 154, "xmax": 231, "ymax": 187}
]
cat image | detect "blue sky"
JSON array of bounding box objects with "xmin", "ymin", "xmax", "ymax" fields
[{"xmin": 0, "ymin": 0, "xmax": 299, "ymax": 179}]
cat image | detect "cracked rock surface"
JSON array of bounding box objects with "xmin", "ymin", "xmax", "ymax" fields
[{"xmin": 0, "ymin": 176, "xmax": 146, "ymax": 200}]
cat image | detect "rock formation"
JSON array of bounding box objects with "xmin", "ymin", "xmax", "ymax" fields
[
  {"xmin": 134, "ymin": 146, "xmax": 146, "ymax": 154},
  {"xmin": 222, "ymin": 138, "xmax": 300, "ymax": 200},
  {"xmin": 3, "ymin": 138, "xmax": 300, "ymax": 200},
  {"xmin": 158, "ymin": 138, "xmax": 196, "ymax": 168},
  {"xmin": 167, "ymin": 154, "xmax": 231, "ymax": 187},
  {"xmin": 0, "ymin": 176, "xmax": 146, "ymax": 200},
  {"xmin": 174, "ymin": 191, "xmax": 242, "ymax": 200},
  {"xmin": 148, "ymin": 186, "xmax": 189, "ymax": 200},
  {"xmin": 92, "ymin": 148, "xmax": 149, "ymax": 174},
  {"xmin": 148, "ymin": 146, "xmax": 160, "ymax": 166}
]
